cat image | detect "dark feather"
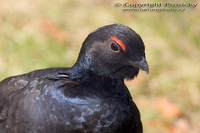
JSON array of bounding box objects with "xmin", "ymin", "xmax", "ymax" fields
[{"xmin": 0, "ymin": 24, "xmax": 147, "ymax": 133}]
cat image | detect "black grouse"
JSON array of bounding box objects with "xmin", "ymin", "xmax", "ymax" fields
[{"xmin": 0, "ymin": 24, "xmax": 149, "ymax": 133}]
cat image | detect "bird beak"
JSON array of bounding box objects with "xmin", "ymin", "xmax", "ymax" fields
[{"xmin": 129, "ymin": 56, "xmax": 149, "ymax": 74}]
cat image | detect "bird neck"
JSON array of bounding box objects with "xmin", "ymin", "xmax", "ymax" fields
[{"xmin": 67, "ymin": 53, "xmax": 93, "ymax": 80}]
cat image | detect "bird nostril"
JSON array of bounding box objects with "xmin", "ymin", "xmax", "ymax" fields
[
  {"xmin": 129, "ymin": 57, "xmax": 149, "ymax": 74},
  {"xmin": 139, "ymin": 60, "xmax": 149, "ymax": 74}
]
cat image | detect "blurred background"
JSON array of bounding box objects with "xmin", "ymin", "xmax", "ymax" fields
[{"xmin": 0, "ymin": 0, "xmax": 199, "ymax": 132}]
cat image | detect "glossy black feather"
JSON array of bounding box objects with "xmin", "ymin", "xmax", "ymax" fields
[
  {"xmin": 0, "ymin": 24, "xmax": 148, "ymax": 133},
  {"xmin": 0, "ymin": 68, "xmax": 142, "ymax": 132}
]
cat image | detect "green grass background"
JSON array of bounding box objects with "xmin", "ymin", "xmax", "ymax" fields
[{"xmin": 0, "ymin": 0, "xmax": 200, "ymax": 132}]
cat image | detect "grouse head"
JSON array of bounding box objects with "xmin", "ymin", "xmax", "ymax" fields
[{"xmin": 69, "ymin": 24, "xmax": 149, "ymax": 80}]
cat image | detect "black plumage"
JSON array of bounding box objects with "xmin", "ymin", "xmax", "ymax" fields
[{"xmin": 0, "ymin": 24, "xmax": 149, "ymax": 133}]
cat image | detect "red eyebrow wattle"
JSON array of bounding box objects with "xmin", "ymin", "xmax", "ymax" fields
[{"xmin": 110, "ymin": 36, "xmax": 126, "ymax": 51}]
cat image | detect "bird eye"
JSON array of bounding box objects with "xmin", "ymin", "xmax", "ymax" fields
[{"xmin": 110, "ymin": 43, "xmax": 119, "ymax": 52}]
